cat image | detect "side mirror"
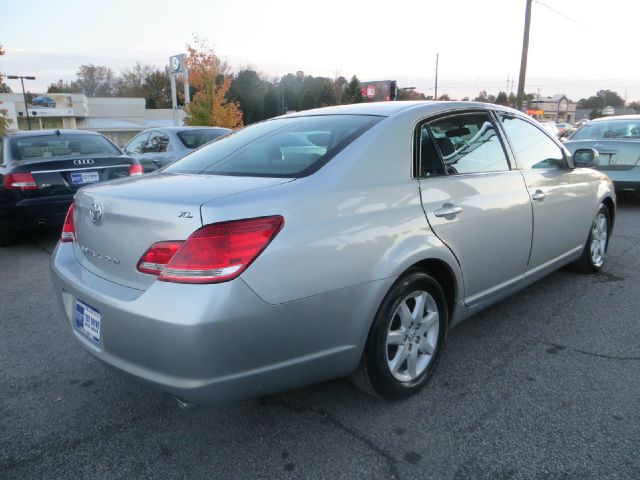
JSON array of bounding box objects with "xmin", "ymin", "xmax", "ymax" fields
[{"xmin": 573, "ymin": 148, "xmax": 599, "ymax": 168}]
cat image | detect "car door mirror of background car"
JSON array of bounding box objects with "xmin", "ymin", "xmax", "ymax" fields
[{"xmin": 572, "ymin": 148, "xmax": 599, "ymax": 168}]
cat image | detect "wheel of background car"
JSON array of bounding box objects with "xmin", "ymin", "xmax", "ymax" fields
[
  {"xmin": 571, "ymin": 203, "xmax": 610, "ymax": 273},
  {"xmin": 351, "ymin": 269, "xmax": 448, "ymax": 400}
]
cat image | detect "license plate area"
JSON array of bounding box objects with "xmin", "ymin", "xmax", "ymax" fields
[
  {"xmin": 75, "ymin": 300, "xmax": 101, "ymax": 344},
  {"xmin": 70, "ymin": 171, "xmax": 99, "ymax": 185}
]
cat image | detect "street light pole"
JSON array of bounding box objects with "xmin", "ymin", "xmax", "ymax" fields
[{"xmin": 7, "ymin": 75, "xmax": 36, "ymax": 130}]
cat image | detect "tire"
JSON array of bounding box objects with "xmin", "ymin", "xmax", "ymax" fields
[
  {"xmin": 571, "ymin": 203, "xmax": 611, "ymax": 273},
  {"xmin": 351, "ymin": 269, "xmax": 448, "ymax": 400}
]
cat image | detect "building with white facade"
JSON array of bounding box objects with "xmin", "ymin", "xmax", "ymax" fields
[{"xmin": 0, "ymin": 93, "xmax": 184, "ymax": 147}]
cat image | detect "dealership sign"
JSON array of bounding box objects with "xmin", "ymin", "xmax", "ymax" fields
[{"xmin": 527, "ymin": 109, "xmax": 544, "ymax": 115}]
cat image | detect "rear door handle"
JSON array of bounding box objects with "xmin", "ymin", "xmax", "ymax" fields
[
  {"xmin": 434, "ymin": 204, "xmax": 462, "ymax": 218},
  {"xmin": 531, "ymin": 190, "xmax": 546, "ymax": 202}
]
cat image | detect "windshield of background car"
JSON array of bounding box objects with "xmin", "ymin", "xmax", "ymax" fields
[
  {"xmin": 10, "ymin": 134, "xmax": 121, "ymax": 160},
  {"xmin": 571, "ymin": 119, "xmax": 640, "ymax": 140},
  {"xmin": 177, "ymin": 129, "xmax": 230, "ymax": 149},
  {"xmin": 165, "ymin": 115, "xmax": 382, "ymax": 177}
]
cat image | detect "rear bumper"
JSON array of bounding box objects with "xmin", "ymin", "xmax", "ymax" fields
[
  {"xmin": 50, "ymin": 242, "xmax": 386, "ymax": 403},
  {"xmin": 2, "ymin": 194, "xmax": 73, "ymax": 230}
]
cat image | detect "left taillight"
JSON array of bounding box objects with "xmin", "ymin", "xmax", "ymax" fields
[
  {"xmin": 137, "ymin": 216, "xmax": 284, "ymax": 284},
  {"xmin": 5, "ymin": 172, "xmax": 37, "ymax": 190},
  {"xmin": 61, "ymin": 203, "xmax": 75, "ymax": 243},
  {"xmin": 129, "ymin": 163, "xmax": 143, "ymax": 176}
]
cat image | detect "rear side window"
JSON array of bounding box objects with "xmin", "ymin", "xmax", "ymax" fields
[
  {"xmin": 178, "ymin": 129, "xmax": 230, "ymax": 149},
  {"xmin": 125, "ymin": 132, "xmax": 150, "ymax": 155},
  {"xmin": 144, "ymin": 131, "xmax": 170, "ymax": 153},
  {"xmin": 166, "ymin": 115, "xmax": 382, "ymax": 177},
  {"xmin": 423, "ymin": 112, "xmax": 510, "ymax": 175},
  {"xmin": 500, "ymin": 116, "xmax": 566, "ymax": 170},
  {"xmin": 9, "ymin": 134, "xmax": 121, "ymax": 160}
]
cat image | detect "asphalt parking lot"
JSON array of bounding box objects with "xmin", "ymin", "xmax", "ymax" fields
[{"xmin": 1, "ymin": 199, "xmax": 639, "ymax": 480}]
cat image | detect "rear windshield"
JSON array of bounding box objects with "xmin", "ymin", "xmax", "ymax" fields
[
  {"xmin": 177, "ymin": 129, "xmax": 230, "ymax": 149},
  {"xmin": 165, "ymin": 115, "xmax": 382, "ymax": 177},
  {"xmin": 10, "ymin": 134, "xmax": 121, "ymax": 160},
  {"xmin": 571, "ymin": 119, "xmax": 640, "ymax": 140}
]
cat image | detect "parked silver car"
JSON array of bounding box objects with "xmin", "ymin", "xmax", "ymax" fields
[
  {"xmin": 564, "ymin": 115, "xmax": 640, "ymax": 193},
  {"xmin": 124, "ymin": 126, "xmax": 232, "ymax": 173},
  {"xmin": 50, "ymin": 102, "xmax": 615, "ymax": 404}
]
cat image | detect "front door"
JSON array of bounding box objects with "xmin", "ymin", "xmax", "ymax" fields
[
  {"xmin": 417, "ymin": 111, "xmax": 533, "ymax": 304},
  {"xmin": 498, "ymin": 115, "xmax": 595, "ymax": 268}
]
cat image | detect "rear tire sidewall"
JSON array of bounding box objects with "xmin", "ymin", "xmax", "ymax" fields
[{"xmin": 365, "ymin": 271, "xmax": 448, "ymax": 400}]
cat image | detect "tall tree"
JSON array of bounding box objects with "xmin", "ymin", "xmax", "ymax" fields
[
  {"xmin": 578, "ymin": 90, "xmax": 625, "ymax": 109},
  {"xmin": 183, "ymin": 38, "xmax": 243, "ymax": 128},
  {"xmin": 495, "ymin": 91, "xmax": 508, "ymax": 105},
  {"xmin": 227, "ymin": 69, "xmax": 266, "ymax": 125},
  {"xmin": 343, "ymin": 76, "xmax": 363, "ymax": 104},
  {"xmin": 73, "ymin": 64, "xmax": 116, "ymax": 97},
  {"xmin": 143, "ymin": 67, "xmax": 172, "ymax": 108},
  {"xmin": 0, "ymin": 45, "xmax": 12, "ymax": 134}
]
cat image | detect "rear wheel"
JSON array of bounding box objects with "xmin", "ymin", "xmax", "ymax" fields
[
  {"xmin": 571, "ymin": 203, "xmax": 610, "ymax": 273},
  {"xmin": 351, "ymin": 270, "xmax": 447, "ymax": 400}
]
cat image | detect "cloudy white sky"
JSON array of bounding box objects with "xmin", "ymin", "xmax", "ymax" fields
[{"xmin": 2, "ymin": 0, "xmax": 639, "ymax": 101}]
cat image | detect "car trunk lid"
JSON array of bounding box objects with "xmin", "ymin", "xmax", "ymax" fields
[{"xmin": 73, "ymin": 173, "xmax": 290, "ymax": 290}]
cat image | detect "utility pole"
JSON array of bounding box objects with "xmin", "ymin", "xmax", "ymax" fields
[
  {"xmin": 7, "ymin": 75, "xmax": 36, "ymax": 130},
  {"xmin": 434, "ymin": 54, "xmax": 439, "ymax": 100},
  {"xmin": 516, "ymin": 0, "xmax": 533, "ymax": 111}
]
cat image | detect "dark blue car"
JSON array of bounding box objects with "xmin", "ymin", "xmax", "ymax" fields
[{"xmin": 31, "ymin": 95, "xmax": 56, "ymax": 108}]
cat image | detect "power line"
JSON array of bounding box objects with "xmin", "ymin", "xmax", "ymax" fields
[{"xmin": 533, "ymin": 1, "xmax": 607, "ymax": 37}]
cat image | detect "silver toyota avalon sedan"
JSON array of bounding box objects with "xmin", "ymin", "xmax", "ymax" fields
[{"xmin": 50, "ymin": 101, "xmax": 616, "ymax": 404}]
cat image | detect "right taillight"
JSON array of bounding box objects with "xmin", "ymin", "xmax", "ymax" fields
[
  {"xmin": 5, "ymin": 172, "xmax": 37, "ymax": 190},
  {"xmin": 61, "ymin": 203, "xmax": 75, "ymax": 243},
  {"xmin": 137, "ymin": 216, "xmax": 284, "ymax": 284}
]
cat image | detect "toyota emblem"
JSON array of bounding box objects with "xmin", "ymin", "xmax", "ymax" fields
[{"xmin": 89, "ymin": 203, "xmax": 103, "ymax": 223}]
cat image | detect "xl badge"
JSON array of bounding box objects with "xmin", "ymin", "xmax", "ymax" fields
[{"xmin": 89, "ymin": 202, "xmax": 103, "ymax": 223}]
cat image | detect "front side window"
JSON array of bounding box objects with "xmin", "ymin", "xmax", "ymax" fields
[
  {"xmin": 144, "ymin": 131, "xmax": 170, "ymax": 153},
  {"xmin": 424, "ymin": 112, "xmax": 510, "ymax": 174},
  {"xmin": 166, "ymin": 115, "xmax": 382, "ymax": 177},
  {"xmin": 501, "ymin": 116, "xmax": 566, "ymax": 170},
  {"xmin": 125, "ymin": 132, "xmax": 150, "ymax": 155},
  {"xmin": 9, "ymin": 134, "xmax": 121, "ymax": 160}
]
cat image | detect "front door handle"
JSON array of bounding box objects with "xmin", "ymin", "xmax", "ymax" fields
[
  {"xmin": 531, "ymin": 190, "xmax": 546, "ymax": 202},
  {"xmin": 434, "ymin": 203, "xmax": 462, "ymax": 218}
]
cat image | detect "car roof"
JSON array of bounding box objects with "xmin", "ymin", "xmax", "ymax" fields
[
  {"xmin": 151, "ymin": 126, "xmax": 233, "ymax": 132},
  {"xmin": 281, "ymin": 101, "xmax": 520, "ymax": 118},
  {"xmin": 4, "ymin": 129, "xmax": 102, "ymax": 138},
  {"xmin": 587, "ymin": 114, "xmax": 640, "ymax": 123}
]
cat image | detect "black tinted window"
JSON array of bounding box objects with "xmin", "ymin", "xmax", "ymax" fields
[
  {"xmin": 427, "ymin": 112, "xmax": 510, "ymax": 174},
  {"xmin": 501, "ymin": 116, "xmax": 566, "ymax": 170},
  {"xmin": 166, "ymin": 115, "xmax": 382, "ymax": 177},
  {"xmin": 10, "ymin": 134, "xmax": 121, "ymax": 160},
  {"xmin": 178, "ymin": 129, "xmax": 230, "ymax": 149}
]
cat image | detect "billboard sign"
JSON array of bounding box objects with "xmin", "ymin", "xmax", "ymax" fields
[
  {"xmin": 360, "ymin": 80, "xmax": 398, "ymax": 102},
  {"xmin": 27, "ymin": 94, "xmax": 74, "ymax": 117}
]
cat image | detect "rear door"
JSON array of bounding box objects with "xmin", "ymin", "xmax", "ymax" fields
[
  {"xmin": 417, "ymin": 110, "xmax": 533, "ymax": 304},
  {"xmin": 497, "ymin": 114, "xmax": 595, "ymax": 268},
  {"xmin": 125, "ymin": 130, "xmax": 173, "ymax": 172}
]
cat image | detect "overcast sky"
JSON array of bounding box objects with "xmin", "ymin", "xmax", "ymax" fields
[{"xmin": 2, "ymin": 0, "xmax": 639, "ymax": 101}]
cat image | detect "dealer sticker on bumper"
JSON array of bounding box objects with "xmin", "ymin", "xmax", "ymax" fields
[{"xmin": 75, "ymin": 300, "xmax": 101, "ymax": 344}]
